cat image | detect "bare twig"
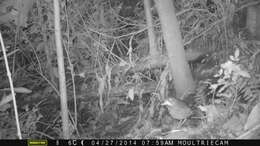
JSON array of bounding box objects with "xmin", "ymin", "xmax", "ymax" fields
[
  {"xmin": 0, "ymin": 49, "xmax": 20, "ymax": 61},
  {"xmin": 0, "ymin": 32, "xmax": 22, "ymax": 139},
  {"xmin": 64, "ymin": 2, "xmax": 78, "ymax": 131}
]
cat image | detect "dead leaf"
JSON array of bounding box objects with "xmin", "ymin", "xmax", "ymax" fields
[
  {"xmin": 126, "ymin": 88, "xmax": 134, "ymax": 101},
  {"xmin": 199, "ymin": 105, "xmax": 224, "ymax": 123},
  {"xmin": 163, "ymin": 130, "xmax": 189, "ymax": 139},
  {"xmin": 0, "ymin": 103, "xmax": 11, "ymax": 112},
  {"xmin": 223, "ymin": 114, "xmax": 246, "ymax": 135},
  {"xmin": 0, "ymin": 94, "xmax": 13, "ymax": 107},
  {"xmin": 0, "ymin": 87, "xmax": 32, "ymax": 93},
  {"xmin": 244, "ymin": 102, "xmax": 260, "ymax": 130},
  {"xmin": 96, "ymin": 74, "xmax": 105, "ymax": 112},
  {"xmin": 13, "ymin": 87, "xmax": 32, "ymax": 94}
]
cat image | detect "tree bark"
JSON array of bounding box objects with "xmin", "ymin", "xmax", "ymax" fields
[
  {"xmin": 155, "ymin": 0, "xmax": 195, "ymax": 99},
  {"xmin": 53, "ymin": 0, "xmax": 70, "ymax": 139},
  {"xmin": 144, "ymin": 0, "xmax": 158, "ymax": 56}
]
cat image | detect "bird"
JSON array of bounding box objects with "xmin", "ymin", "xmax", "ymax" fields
[{"xmin": 162, "ymin": 98, "xmax": 193, "ymax": 120}]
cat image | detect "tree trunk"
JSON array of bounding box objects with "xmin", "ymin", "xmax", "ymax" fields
[
  {"xmin": 144, "ymin": 0, "xmax": 158, "ymax": 56},
  {"xmin": 53, "ymin": 0, "xmax": 70, "ymax": 139},
  {"xmin": 246, "ymin": 4, "xmax": 260, "ymax": 40},
  {"xmin": 155, "ymin": 0, "xmax": 195, "ymax": 99}
]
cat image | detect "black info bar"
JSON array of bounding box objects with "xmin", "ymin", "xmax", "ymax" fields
[{"xmin": 0, "ymin": 139, "xmax": 259, "ymax": 146}]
